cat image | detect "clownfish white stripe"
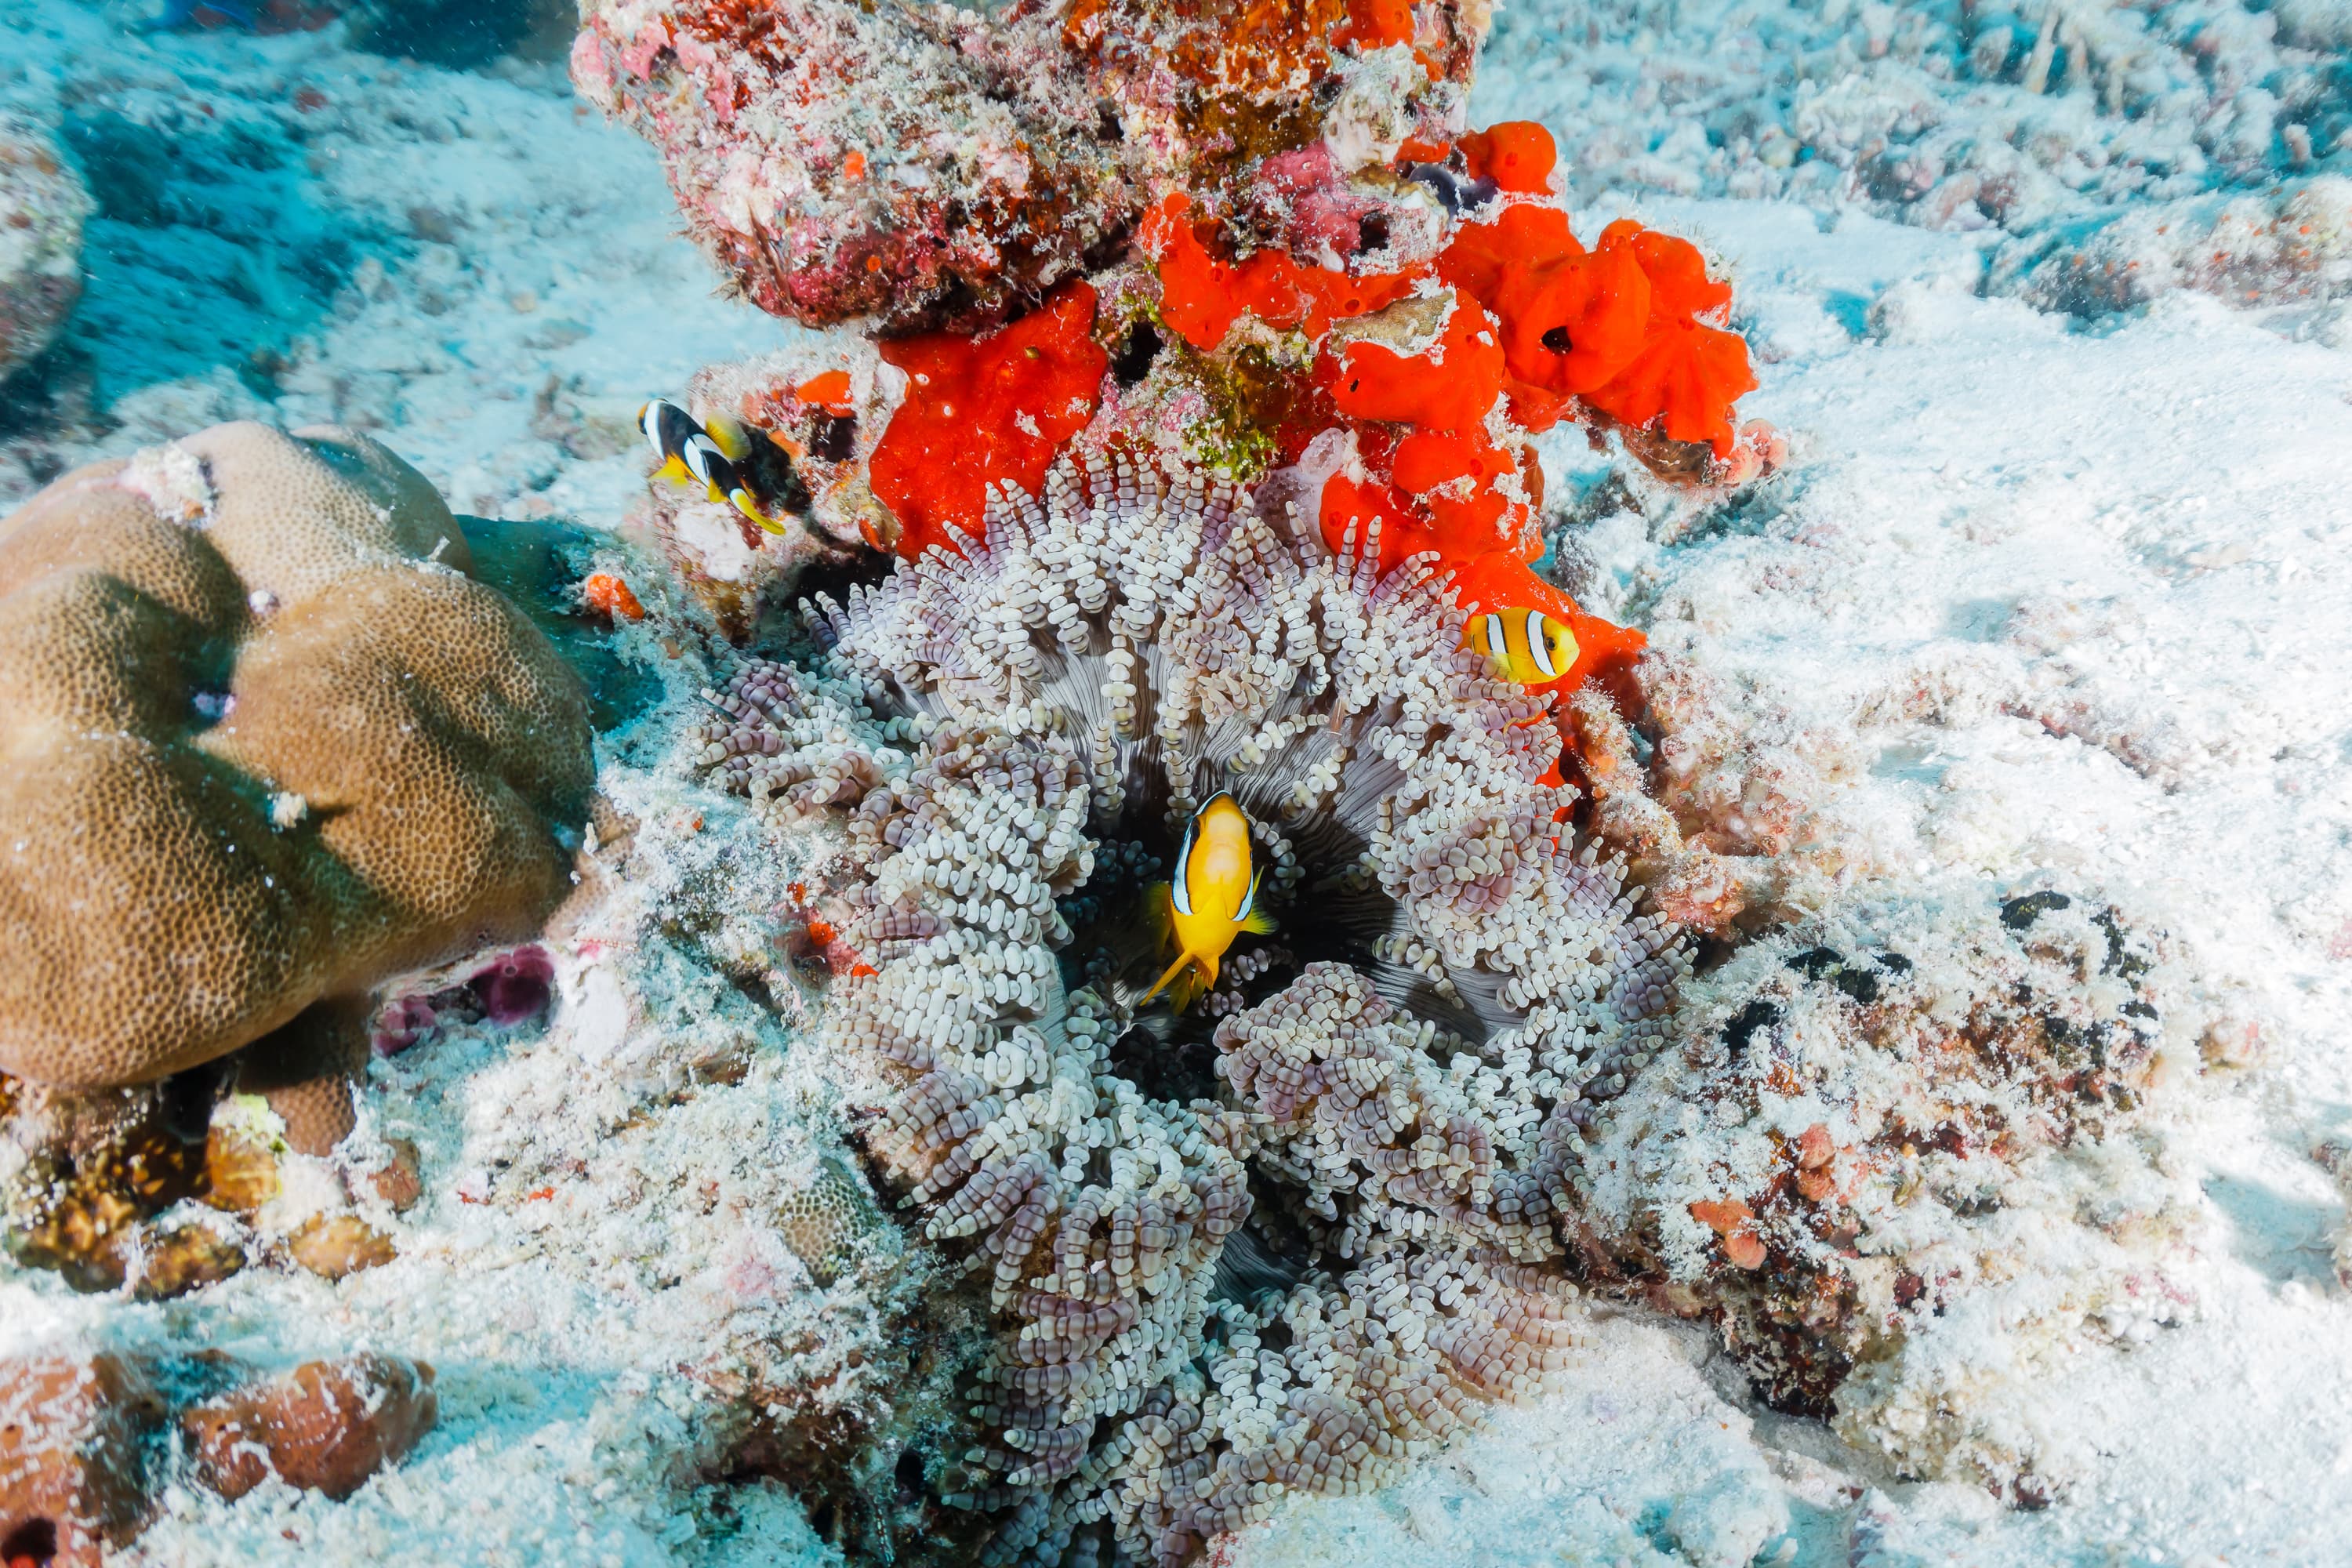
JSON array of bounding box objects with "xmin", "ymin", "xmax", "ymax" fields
[
  {"xmin": 1526, "ymin": 610, "xmax": 1559, "ymax": 678},
  {"xmin": 1171, "ymin": 814, "xmax": 1197, "ymax": 916}
]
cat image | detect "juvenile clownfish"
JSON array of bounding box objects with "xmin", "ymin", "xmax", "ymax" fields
[
  {"xmin": 1465, "ymin": 605, "xmax": 1579, "ymax": 687},
  {"xmin": 638, "ymin": 397, "xmax": 785, "ymax": 535},
  {"xmin": 1142, "ymin": 793, "xmax": 1276, "ymax": 1014}
]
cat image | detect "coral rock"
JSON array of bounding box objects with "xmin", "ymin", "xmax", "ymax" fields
[
  {"xmin": 125, "ymin": 1220, "xmax": 246, "ymax": 1301},
  {"xmin": 0, "ymin": 1354, "xmax": 165, "ymax": 1568},
  {"xmin": 1576, "ymin": 889, "xmax": 2194, "ymax": 1505},
  {"xmin": 573, "ymin": 0, "xmax": 1140, "ymax": 332},
  {"xmin": 2, "ymin": 1077, "xmax": 212, "ymax": 1293},
  {"xmin": 0, "ymin": 423, "xmax": 594, "ymax": 1136},
  {"xmin": 0, "ymin": 114, "xmax": 92, "ymax": 381},
  {"xmin": 288, "ymin": 1213, "xmax": 397, "ymax": 1279},
  {"xmin": 182, "ymin": 1356, "xmax": 437, "ymax": 1502}
]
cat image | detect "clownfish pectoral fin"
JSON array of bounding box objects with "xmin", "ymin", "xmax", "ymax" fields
[
  {"xmin": 731, "ymin": 488, "xmax": 788, "ymax": 535},
  {"xmin": 1234, "ymin": 869, "xmax": 1276, "ymax": 935},
  {"xmin": 655, "ymin": 455, "xmax": 691, "ymax": 485}
]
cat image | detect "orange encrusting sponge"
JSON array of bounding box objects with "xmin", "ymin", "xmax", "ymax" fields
[
  {"xmin": 868, "ymin": 281, "xmax": 1109, "ymax": 559},
  {"xmin": 1144, "ymin": 194, "xmax": 1423, "ymax": 351}
]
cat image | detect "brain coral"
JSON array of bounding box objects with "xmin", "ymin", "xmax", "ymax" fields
[
  {"xmin": 696, "ymin": 456, "xmax": 1686, "ymax": 1562},
  {"xmin": 0, "ymin": 423, "xmax": 593, "ymax": 1146}
]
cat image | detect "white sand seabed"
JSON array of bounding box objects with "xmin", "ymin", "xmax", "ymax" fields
[{"xmin": 5, "ymin": 0, "xmax": 2352, "ymax": 1562}]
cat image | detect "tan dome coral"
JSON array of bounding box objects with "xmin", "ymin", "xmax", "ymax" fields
[{"xmin": 0, "ymin": 422, "xmax": 593, "ymax": 1141}]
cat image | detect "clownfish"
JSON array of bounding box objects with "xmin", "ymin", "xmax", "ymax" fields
[
  {"xmin": 1465, "ymin": 605, "xmax": 1579, "ymax": 687},
  {"xmin": 1142, "ymin": 793, "xmax": 1276, "ymax": 1013},
  {"xmin": 638, "ymin": 397, "xmax": 785, "ymax": 535}
]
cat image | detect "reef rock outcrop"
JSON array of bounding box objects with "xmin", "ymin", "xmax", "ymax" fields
[{"xmin": 572, "ymin": 0, "xmax": 1483, "ymax": 332}]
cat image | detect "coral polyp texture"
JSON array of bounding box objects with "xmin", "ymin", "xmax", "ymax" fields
[
  {"xmin": 0, "ymin": 422, "xmax": 593, "ymax": 1145},
  {"xmin": 696, "ymin": 456, "xmax": 1684, "ymax": 1562}
]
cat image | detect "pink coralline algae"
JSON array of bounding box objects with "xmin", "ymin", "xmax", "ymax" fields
[{"xmin": 572, "ymin": 0, "xmax": 1138, "ymax": 332}]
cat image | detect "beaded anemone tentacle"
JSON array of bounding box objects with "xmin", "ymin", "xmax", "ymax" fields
[{"xmin": 695, "ymin": 453, "xmax": 1690, "ymax": 1566}]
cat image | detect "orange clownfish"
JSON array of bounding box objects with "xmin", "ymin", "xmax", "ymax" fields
[
  {"xmin": 1465, "ymin": 605, "xmax": 1579, "ymax": 686},
  {"xmin": 1142, "ymin": 793, "xmax": 1276, "ymax": 1013}
]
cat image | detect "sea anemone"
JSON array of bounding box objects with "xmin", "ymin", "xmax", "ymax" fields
[{"xmin": 694, "ymin": 453, "xmax": 1689, "ymax": 1563}]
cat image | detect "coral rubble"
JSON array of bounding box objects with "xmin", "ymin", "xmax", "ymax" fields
[
  {"xmin": 698, "ymin": 456, "xmax": 1686, "ymax": 1560},
  {"xmin": 180, "ymin": 1355, "xmax": 439, "ymax": 1502},
  {"xmin": 0, "ymin": 422, "xmax": 593, "ymax": 1150},
  {"xmin": 0, "ymin": 1353, "xmax": 163, "ymax": 1568}
]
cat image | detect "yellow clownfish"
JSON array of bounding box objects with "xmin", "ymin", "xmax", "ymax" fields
[
  {"xmin": 1142, "ymin": 793, "xmax": 1276, "ymax": 1013},
  {"xmin": 638, "ymin": 397, "xmax": 785, "ymax": 535},
  {"xmin": 1465, "ymin": 605, "xmax": 1579, "ymax": 686}
]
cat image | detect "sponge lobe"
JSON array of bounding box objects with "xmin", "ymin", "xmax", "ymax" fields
[{"xmin": 0, "ymin": 422, "xmax": 593, "ymax": 1091}]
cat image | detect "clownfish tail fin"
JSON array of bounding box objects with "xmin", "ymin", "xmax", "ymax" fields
[{"xmin": 731, "ymin": 488, "xmax": 787, "ymax": 535}]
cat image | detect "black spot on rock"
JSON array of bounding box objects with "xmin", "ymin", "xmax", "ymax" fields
[
  {"xmin": 2001, "ymin": 891, "xmax": 2071, "ymax": 929},
  {"xmin": 1831, "ymin": 967, "xmax": 1880, "ymax": 1005},
  {"xmin": 810, "ymin": 413, "xmax": 858, "ymax": 463},
  {"xmin": 1111, "ymin": 320, "xmax": 1161, "ymax": 388},
  {"xmin": 1722, "ymin": 1000, "xmax": 1782, "ymax": 1060}
]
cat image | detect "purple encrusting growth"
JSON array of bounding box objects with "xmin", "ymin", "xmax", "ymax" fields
[
  {"xmin": 469, "ymin": 946, "xmax": 554, "ymax": 1025},
  {"xmin": 370, "ymin": 994, "xmax": 438, "ymax": 1058}
]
